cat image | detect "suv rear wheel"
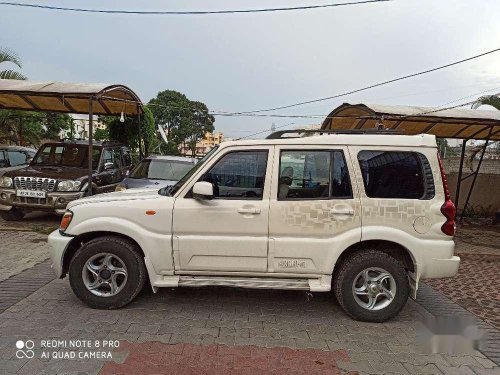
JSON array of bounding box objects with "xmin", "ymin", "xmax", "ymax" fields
[
  {"xmin": 69, "ymin": 236, "xmax": 146, "ymax": 309},
  {"xmin": 0, "ymin": 207, "xmax": 25, "ymax": 221},
  {"xmin": 334, "ymin": 250, "xmax": 409, "ymax": 322}
]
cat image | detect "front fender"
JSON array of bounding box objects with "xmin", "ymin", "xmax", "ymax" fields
[{"xmin": 68, "ymin": 217, "xmax": 174, "ymax": 275}]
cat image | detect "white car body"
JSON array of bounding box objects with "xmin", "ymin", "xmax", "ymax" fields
[{"xmin": 49, "ymin": 133, "xmax": 459, "ymax": 303}]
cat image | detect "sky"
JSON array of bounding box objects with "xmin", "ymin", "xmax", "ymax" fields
[{"xmin": 1, "ymin": 0, "xmax": 499, "ymax": 139}]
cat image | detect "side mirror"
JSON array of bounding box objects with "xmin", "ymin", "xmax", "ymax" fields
[
  {"xmin": 104, "ymin": 162, "xmax": 115, "ymax": 171},
  {"xmin": 192, "ymin": 181, "xmax": 214, "ymax": 200}
]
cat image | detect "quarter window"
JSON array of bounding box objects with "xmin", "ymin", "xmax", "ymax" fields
[
  {"xmin": 278, "ymin": 150, "xmax": 352, "ymax": 200},
  {"xmin": 357, "ymin": 151, "xmax": 432, "ymax": 199},
  {"xmin": 200, "ymin": 151, "xmax": 268, "ymax": 199}
]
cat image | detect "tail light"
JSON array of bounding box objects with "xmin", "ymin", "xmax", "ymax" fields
[{"xmin": 437, "ymin": 153, "xmax": 456, "ymax": 236}]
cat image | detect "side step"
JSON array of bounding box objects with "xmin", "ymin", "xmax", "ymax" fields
[{"xmin": 178, "ymin": 276, "xmax": 310, "ymax": 290}]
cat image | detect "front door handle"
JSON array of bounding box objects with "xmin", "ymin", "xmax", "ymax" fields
[
  {"xmin": 237, "ymin": 208, "xmax": 261, "ymax": 215},
  {"xmin": 329, "ymin": 208, "xmax": 354, "ymax": 216}
]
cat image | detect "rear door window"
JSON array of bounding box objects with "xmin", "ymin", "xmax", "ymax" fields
[
  {"xmin": 278, "ymin": 150, "xmax": 352, "ymax": 200},
  {"xmin": 357, "ymin": 151, "xmax": 433, "ymax": 199}
]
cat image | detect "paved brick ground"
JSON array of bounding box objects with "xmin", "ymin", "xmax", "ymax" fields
[
  {"xmin": 0, "ymin": 231, "xmax": 51, "ymax": 282},
  {"xmin": 99, "ymin": 342, "xmax": 355, "ymax": 375},
  {"xmin": 0, "ymin": 260, "xmax": 54, "ymax": 313},
  {"xmin": 0, "ymin": 226, "xmax": 499, "ymax": 374},
  {"xmin": 425, "ymin": 254, "xmax": 500, "ymax": 331},
  {"xmin": 1, "ymin": 277, "xmax": 498, "ymax": 375}
]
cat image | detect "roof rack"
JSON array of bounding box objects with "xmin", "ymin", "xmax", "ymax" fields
[{"xmin": 266, "ymin": 128, "xmax": 401, "ymax": 139}]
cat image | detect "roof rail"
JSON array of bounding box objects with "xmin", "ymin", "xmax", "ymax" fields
[{"xmin": 266, "ymin": 128, "xmax": 401, "ymax": 139}]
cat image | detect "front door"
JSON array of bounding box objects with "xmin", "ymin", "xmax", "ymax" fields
[
  {"xmin": 268, "ymin": 146, "xmax": 361, "ymax": 275},
  {"xmin": 173, "ymin": 147, "xmax": 273, "ymax": 273}
]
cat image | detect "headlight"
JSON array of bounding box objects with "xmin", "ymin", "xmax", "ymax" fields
[
  {"xmin": 57, "ymin": 180, "xmax": 81, "ymax": 192},
  {"xmin": 0, "ymin": 176, "xmax": 13, "ymax": 188},
  {"xmin": 59, "ymin": 211, "xmax": 73, "ymax": 232},
  {"xmin": 115, "ymin": 183, "xmax": 127, "ymax": 192}
]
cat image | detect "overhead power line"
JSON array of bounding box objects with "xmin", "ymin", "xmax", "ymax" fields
[
  {"xmin": 0, "ymin": 0, "xmax": 390, "ymax": 15},
  {"xmin": 236, "ymin": 47, "xmax": 500, "ymax": 114}
]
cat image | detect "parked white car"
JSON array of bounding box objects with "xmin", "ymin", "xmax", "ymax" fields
[{"xmin": 48, "ymin": 131, "xmax": 459, "ymax": 322}]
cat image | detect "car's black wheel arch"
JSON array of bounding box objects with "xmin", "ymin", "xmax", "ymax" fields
[{"xmin": 62, "ymin": 231, "xmax": 145, "ymax": 279}]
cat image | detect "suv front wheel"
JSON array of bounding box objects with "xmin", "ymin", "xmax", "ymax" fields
[
  {"xmin": 69, "ymin": 236, "xmax": 146, "ymax": 309},
  {"xmin": 334, "ymin": 250, "xmax": 409, "ymax": 322}
]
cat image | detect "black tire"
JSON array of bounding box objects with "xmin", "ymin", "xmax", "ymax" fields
[
  {"xmin": 69, "ymin": 236, "xmax": 146, "ymax": 309},
  {"xmin": 333, "ymin": 250, "xmax": 409, "ymax": 322},
  {"xmin": 0, "ymin": 207, "xmax": 25, "ymax": 221}
]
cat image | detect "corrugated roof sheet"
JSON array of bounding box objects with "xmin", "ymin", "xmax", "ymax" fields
[
  {"xmin": 321, "ymin": 103, "xmax": 500, "ymax": 140},
  {"xmin": 0, "ymin": 79, "xmax": 142, "ymax": 115}
]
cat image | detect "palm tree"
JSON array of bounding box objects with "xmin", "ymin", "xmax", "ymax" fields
[
  {"xmin": 0, "ymin": 48, "xmax": 26, "ymax": 80},
  {"xmin": 471, "ymin": 94, "xmax": 500, "ymax": 111}
]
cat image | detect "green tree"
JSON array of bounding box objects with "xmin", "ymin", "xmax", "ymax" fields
[
  {"xmin": 185, "ymin": 101, "xmax": 215, "ymax": 157},
  {"xmin": 148, "ymin": 90, "xmax": 215, "ymax": 156},
  {"xmin": 472, "ymin": 94, "xmax": 500, "ymax": 154},
  {"xmin": 0, "ymin": 110, "xmax": 71, "ymax": 146},
  {"xmin": 472, "ymin": 94, "xmax": 500, "ymax": 111},
  {"xmin": 104, "ymin": 106, "xmax": 156, "ymax": 155},
  {"xmin": 0, "ymin": 48, "xmax": 26, "ymax": 80},
  {"xmin": 148, "ymin": 90, "xmax": 192, "ymax": 155}
]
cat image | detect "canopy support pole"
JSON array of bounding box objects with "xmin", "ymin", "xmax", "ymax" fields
[
  {"xmin": 458, "ymin": 126, "xmax": 493, "ymax": 222},
  {"xmin": 87, "ymin": 97, "xmax": 94, "ymax": 196},
  {"xmin": 454, "ymin": 139, "xmax": 467, "ymax": 209},
  {"xmin": 137, "ymin": 106, "xmax": 143, "ymax": 159}
]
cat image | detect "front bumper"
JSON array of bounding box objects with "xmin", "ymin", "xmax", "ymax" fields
[
  {"xmin": 0, "ymin": 188, "xmax": 84, "ymax": 214},
  {"xmin": 48, "ymin": 230, "xmax": 74, "ymax": 278}
]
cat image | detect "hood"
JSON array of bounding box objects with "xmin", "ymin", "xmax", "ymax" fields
[
  {"xmin": 4, "ymin": 165, "xmax": 89, "ymax": 180},
  {"xmin": 0, "ymin": 165, "xmax": 28, "ymax": 177},
  {"xmin": 122, "ymin": 177, "xmax": 176, "ymax": 190},
  {"xmin": 67, "ymin": 188, "xmax": 162, "ymax": 209}
]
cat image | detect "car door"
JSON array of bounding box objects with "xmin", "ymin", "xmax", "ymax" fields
[
  {"xmin": 97, "ymin": 148, "xmax": 122, "ymax": 192},
  {"xmin": 172, "ymin": 146, "xmax": 273, "ymax": 273},
  {"xmin": 268, "ymin": 146, "xmax": 361, "ymax": 275}
]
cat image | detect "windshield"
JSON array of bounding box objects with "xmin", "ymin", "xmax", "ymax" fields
[
  {"xmin": 32, "ymin": 144, "xmax": 100, "ymax": 168},
  {"xmin": 130, "ymin": 159, "xmax": 194, "ymax": 181},
  {"xmin": 160, "ymin": 145, "xmax": 219, "ymax": 196}
]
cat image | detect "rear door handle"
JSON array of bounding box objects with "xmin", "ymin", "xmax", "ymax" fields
[
  {"xmin": 329, "ymin": 208, "xmax": 354, "ymax": 215},
  {"xmin": 237, "ymin": 208, "xmax": 261, "ymax": 215}
]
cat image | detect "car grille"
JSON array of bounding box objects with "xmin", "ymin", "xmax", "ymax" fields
[{"xmin": 14, "ymin": 177, "xmax": 56, "ymax": 192}]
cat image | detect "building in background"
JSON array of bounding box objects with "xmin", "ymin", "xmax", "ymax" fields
[
  {"xmin": 59, "ymin": 115, "xmax": 106, "ymax": 140},
  {"xmin": 179, "ymin": 131, "xmax": 225, "ymax": 156}
]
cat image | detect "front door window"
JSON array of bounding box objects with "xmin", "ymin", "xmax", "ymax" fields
[{"xmin": 201, "ymin": 151, "xmax": 268, "ymax": 199}]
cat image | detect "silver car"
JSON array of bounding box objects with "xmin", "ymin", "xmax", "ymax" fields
[{"xmin": 115, "ymin": 155, "xmax": 197, "ymax": 191}]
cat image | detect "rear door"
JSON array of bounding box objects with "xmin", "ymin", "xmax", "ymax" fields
[
  {"xmin": 268, "ymin": 146, "xmax": 361, "ymax": 275},
  {"xmin": 350, "ymin": 146, "xmax": 441, "ymax": 239}
]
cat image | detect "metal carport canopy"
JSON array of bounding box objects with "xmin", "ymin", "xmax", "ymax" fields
[
  {"xmin": 0, "ymin": 79, "xmax": 144, "ymax": 196},
  {"xmin": 0, "ymin": 79, "xmax": 142, "ymax": 115},
  {"xmin": 321, "ymin": 103, "xmax": 500, "ymax": 141}
]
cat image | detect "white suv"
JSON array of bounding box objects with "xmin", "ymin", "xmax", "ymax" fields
[{"xmin": 49, "ymin": 131, "xmax": 459, "ymax": 322}]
